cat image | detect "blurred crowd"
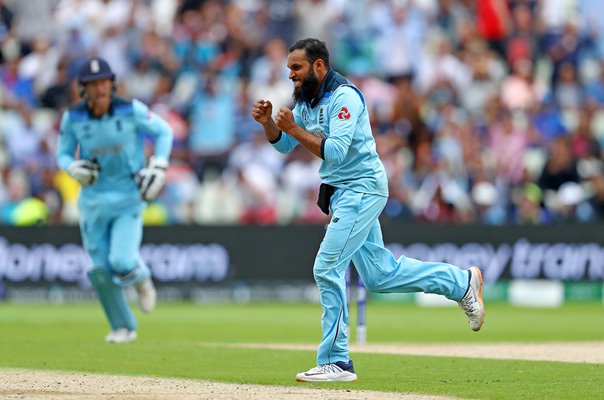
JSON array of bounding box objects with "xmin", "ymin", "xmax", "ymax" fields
[{"xmin": 1, "ymin": 0, "xmax": 604, "ymax": 226}]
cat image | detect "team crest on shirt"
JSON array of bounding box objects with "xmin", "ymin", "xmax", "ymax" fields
[{"xmin": 338, "ymin": 107, "xmax": 350, "ymax": 120}]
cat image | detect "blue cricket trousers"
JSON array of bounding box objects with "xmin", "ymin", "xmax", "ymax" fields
[
  {"xmin": 79, "ymin": 202, "xmax": 145, "ymax": 274},
  {"xmin": 313, "ymin": 188, "xmax": 470, "ymax": 365}
]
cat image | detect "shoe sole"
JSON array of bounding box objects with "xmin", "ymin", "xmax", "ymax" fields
[
  {"xmin": 470, "ymin": 266, "xmax": 485, "ymax": 332},
  {"xmin": 295, "ymin": 372, "xmax": 358, "ymax": 382},
  {"xmin": 105, "ymin": 335, "xmax": 137, "ymax": 344},
  {"xmin": 295, "ymin": 377, "xmax": 358, "ymax": 382},
  {"xmin": 106, "ymin": 338, "xmax": 136, "ymax": 343}
]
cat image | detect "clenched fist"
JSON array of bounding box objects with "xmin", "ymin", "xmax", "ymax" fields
[
  {"xmin": 251, "ymin": 99, "xmax": 273, "ymax": 125},
  {"xmin": 275, "ymin": 106, "xmax": 296, "ymax": 132}
]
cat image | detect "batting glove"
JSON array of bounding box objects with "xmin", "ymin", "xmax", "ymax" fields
[
  {"xmin": 136, "ymin": 156, "xmax": 168, "ymax": 201},
  {"xmin": 68, "ymin": 159, "xmax": 100, "ymax": 186}
]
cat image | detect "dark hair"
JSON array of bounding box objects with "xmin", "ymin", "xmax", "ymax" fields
[{"xmin": 288, "ymin": 38, "xmax": 330, "ymax": 68}]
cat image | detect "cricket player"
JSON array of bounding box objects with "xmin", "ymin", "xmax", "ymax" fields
[
  {"xmin": 56, "ymin": 57, "xmax": 173, "ymax": 343},
  {"xmin": 251, "ymin": 38, "xmax": 485, "ymax": 382}
]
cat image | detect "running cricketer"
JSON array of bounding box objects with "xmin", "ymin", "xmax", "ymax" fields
[
  {"xmin": 56, "ymin": 57, "xmax": 173, "ymax": 343},
  {"xmin": 251, "ymin": 38, "xmax": 485, "ymax": 382}
]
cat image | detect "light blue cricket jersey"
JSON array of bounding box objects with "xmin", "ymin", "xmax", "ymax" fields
[
  {"xmin": 271, "ymin": 69, "xmax": 388, "ymax": 197},
  {"xmin": 56, "ymin": 97, "xmax": 173, "ymax": 210}
]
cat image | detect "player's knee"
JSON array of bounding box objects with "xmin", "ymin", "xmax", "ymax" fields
[
  {"xmin": 112, "ymin": 262, "xmax": 151, "ymax": 287},
  {"xmin": 313, "ymin": 264, "xmax": 345, "ymax": 290},
  {"xmin": 108, "ymin": 255, "xmax": 138, "ymax": 274},
  {"xmin": 314, "ymin": 249, "xmax": 341, "ymax": 271},
  {"xmin": 313, "ymin": 267, "xmax": 328, "ymax": 285}
]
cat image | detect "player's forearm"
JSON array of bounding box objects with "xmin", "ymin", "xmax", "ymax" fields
[
  {"xmin": 262, "ymin": 118, "xmax": 282, "ymax": 142},
  {"xmin": 56, "ymin": 153, "xmax": 75, "ymax": 171},
  {"xmin": 56, "ymin": 140, "xmax": 76, "ymax": 171},
  {"xmin": 152, "ymin": 119, "xmax": 173, "ymax": 161},
  {"xmin": 285, "ymin": 126, "xmax": 323, "ymax": 159}
]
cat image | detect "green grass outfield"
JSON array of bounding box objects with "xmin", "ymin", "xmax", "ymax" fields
[{"xmin": 0, "ymin": 302, "xmax": 602, "ymax": 399}]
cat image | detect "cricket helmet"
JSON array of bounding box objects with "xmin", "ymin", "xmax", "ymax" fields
[{"xmin": 78, "ymin": 57, "xmax": 115, "ymax": 84}]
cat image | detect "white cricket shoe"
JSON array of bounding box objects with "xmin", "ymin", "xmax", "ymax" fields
[
  {"xmin": 296, "ymin": 360, "xmax": 357, "ymax": 382},
  {"xmin": 105, "ymin": 328, "xmax": 137, "ymax": 343},
  {"xmin": 136, "ymin": 279, "xmax": 156, "ymax": 313},
  {"xmin": 458, "ymin": 266, "xmax": 485, "ymax": 332}
]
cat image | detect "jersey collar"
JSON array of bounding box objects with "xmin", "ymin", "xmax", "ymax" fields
[{"xmin": 309, "ymin": 68, "xmax": 350, "ymax": 109}]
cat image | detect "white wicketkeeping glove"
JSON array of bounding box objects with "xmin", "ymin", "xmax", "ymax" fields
[
  {"xmin": 68, "ymin": 159, "xmax": 100, "ymax": 186},
  {"xmin": 136, "ymin": 156, "xmax": 168, "ymax": 201}
]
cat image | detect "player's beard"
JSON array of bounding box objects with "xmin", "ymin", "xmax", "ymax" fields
[{"xmin": 293, "ymin": 68, "xmax": 319, "ymax": 103}]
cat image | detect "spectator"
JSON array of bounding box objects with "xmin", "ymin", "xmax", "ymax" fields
[
  {"xmin": 585, "ymin": 165, "xmax": 604, "ymax": 219},
  {"xmin": 471, "ymin": 180, "xmax": 507, "ymax": 225},
  {"xmin": 552, "ymin": 61, "xmax": 583, "ymax": 109},
  {"xmin": 570, "ymin": 109, "xmax": 601, "ymax": 161},
  {"xmin": 0, "ymin": 0, "xmax": 14, "ymax": 63},
  {"xmin": 0, "ymin": 51, "xmax": 37, "ymax": 108},
  {"xmin": 532, "ymin": 96, "xmax": 568, "ymax": 144},
  {"xmin": 584, "ymin": 61, "xmax": 604, "ymax": 106},
  {"xmin": 294, "ymin": 0, "xmax": 341, "ymax": 45},
  {"xmin": 40, "ymin": 58, "xmax": 76, "ymax": 110},
  {"xmin": 538, "ymin": 136, "xmax": 580, "ymax": 193},
  {"xmin": 553, "ymin": 181, "xmax": 594, "ymax": 222},
  {"xmin": 487, "ymin": 109, "xmax": 531, "ymax": 185},
  {"xmin": 18, "ymin": 35, "xmax": 61, "ymax": 97},
  {"xmin": 475, "ymin": 0, "xmax": 510, "ymax": 58},
  {"xmin": 506, "ymin": 3, "xmax": 539, "ymax": 68},
  {"xmin": 460, "ymin": 44, "xmax": 502, "ymax": 117},
  {"xmin": 500, "ymin": 58, "xmax": 544, "ymax": 111},
  {"xmin": 511, "ymin": 182, "xmax": 553, "ymax": 224},
  {"xmin": 375, "ymin": 3, "xmax": 426, "ymax": 82},
  {"xmin": 123, "ymin": 57, "xmax": 161, "ymax": 104},
  {"xmin": 188, "ymin": 71, "xmax": 237, "ymax": 181},
  {"xmin": 544, "ymin": 20, "xmax": 590, "ymax": 88},
  {"xmin": 231, "ymin": 163, "xmax": 278, "ymax": 225},
  {"xmin": 578, "ymin": 0, "xmax": 604, "ymax": 60}
]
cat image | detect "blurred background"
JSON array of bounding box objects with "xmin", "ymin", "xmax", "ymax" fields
[
  {"xmin": 0, "ymin": 0, "xmax": 603, "ymax": 305},
  {"xmin": 0, "ymin": 0, "xmax": 603, "ymax": 227}
]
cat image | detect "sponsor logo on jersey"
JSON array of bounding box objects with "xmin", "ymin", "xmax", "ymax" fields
[
  {"xmin": 90, "ymin": 144, "xmax": 124, "ymax": 157},
  {"xmin": 338, "ymin": 107, "xmax": 350, "ymax": 120},
  {"xmin": 319, "ymin": 107, "xmax": 325, "ymax": 124}
]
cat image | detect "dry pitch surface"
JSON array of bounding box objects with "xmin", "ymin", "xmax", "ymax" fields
[{"xmin": 2, "ymin": 342, "xmax": 602, "ymax": 400}]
